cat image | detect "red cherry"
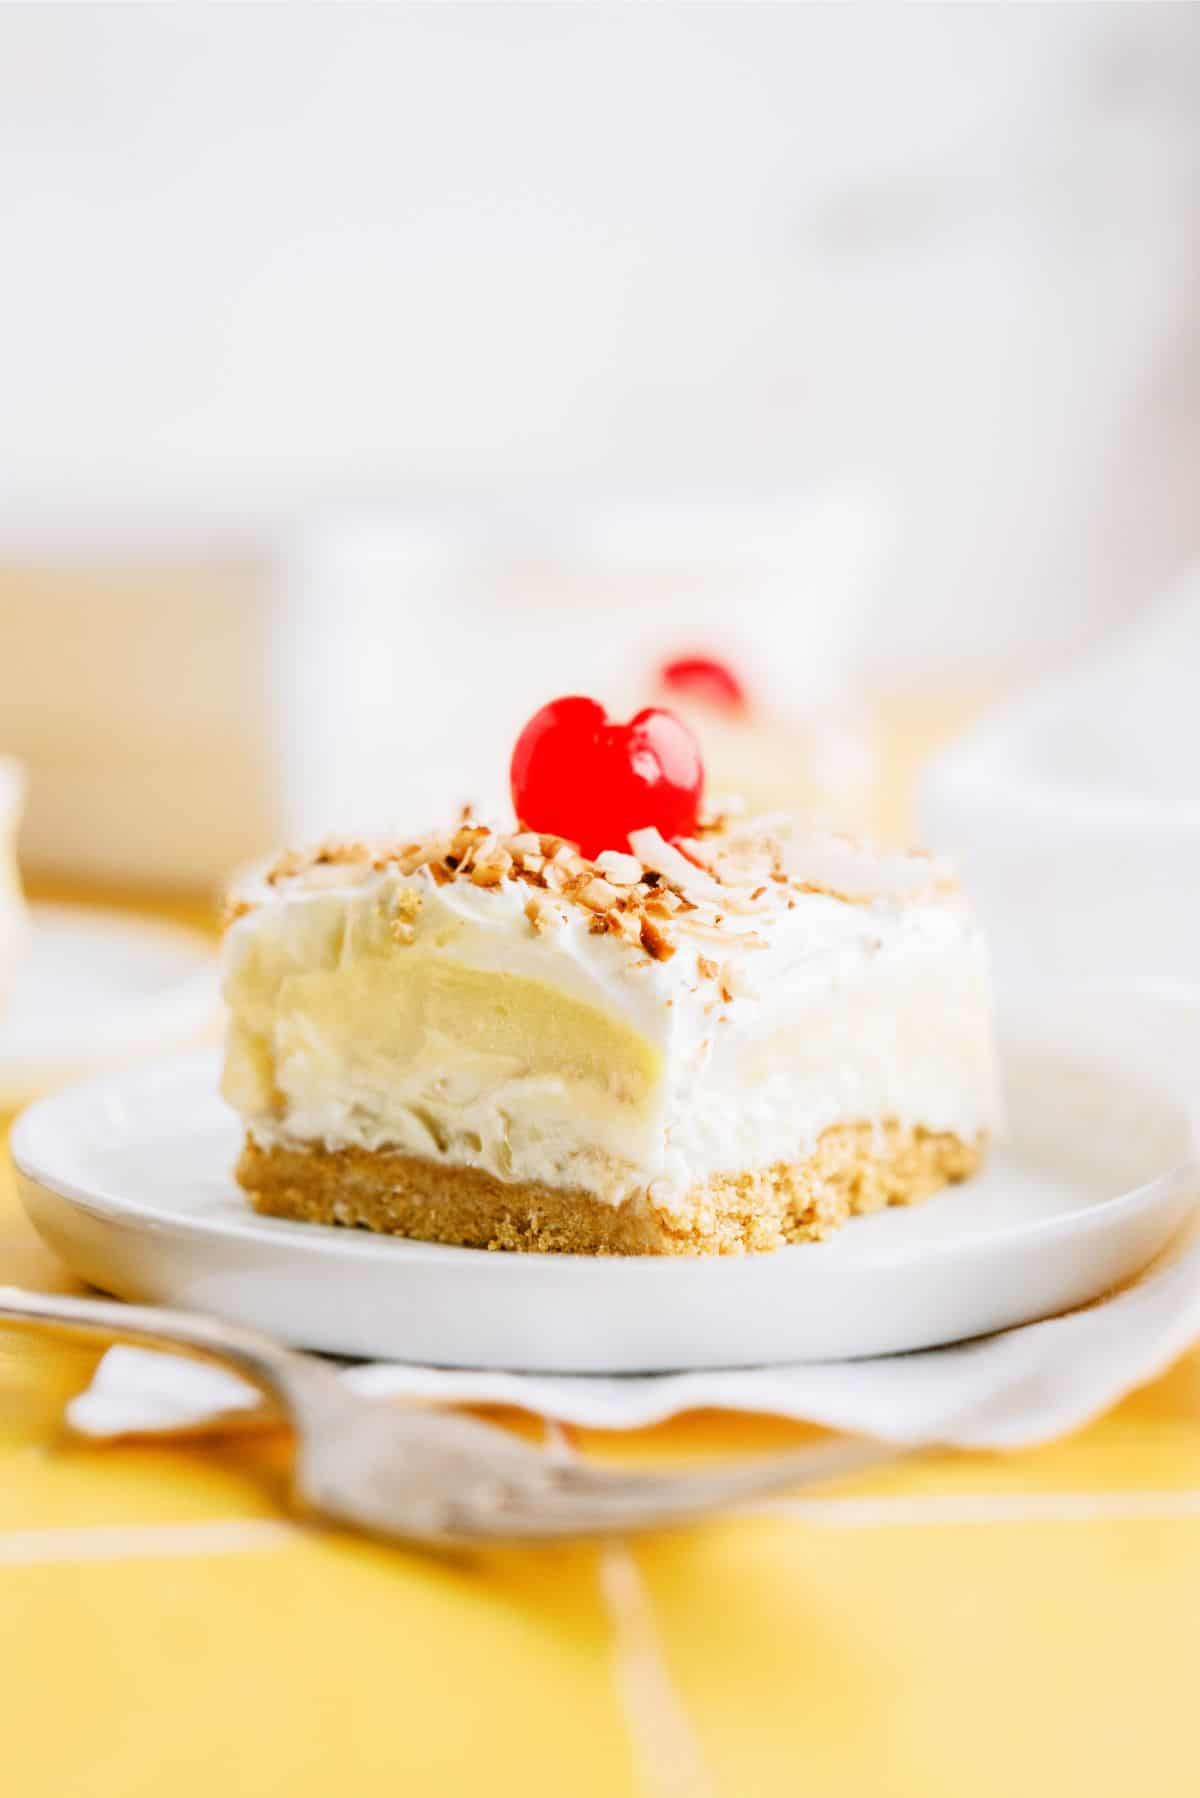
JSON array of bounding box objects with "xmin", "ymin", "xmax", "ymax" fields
[
  {"xmin": 659, "ymin": 652, "xmax": 748, "ymax": 715},
  {"xmin": 511, "ymin": 695, "xmax": 704, "ymax": 859}
]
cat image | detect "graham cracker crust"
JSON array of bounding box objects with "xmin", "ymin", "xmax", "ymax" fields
[{"xmin": 237, "ymin": 1122, "xmax": 983, "ymax": 1256}]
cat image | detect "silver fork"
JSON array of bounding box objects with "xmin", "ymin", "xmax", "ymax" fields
[{"xmin": 0, "ymin": 1286, "xmax": 903, "ymax": 1546}]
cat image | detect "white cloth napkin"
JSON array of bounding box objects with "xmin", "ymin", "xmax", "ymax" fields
[{"xmin": 67, "ymin": 1212, "xmax": 1200, "ymax": 1451}]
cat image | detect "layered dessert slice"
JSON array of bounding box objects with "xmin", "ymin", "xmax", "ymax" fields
[{"xmin": 221, "ymin": 697, "xmax": 999, "ymax": 1254}]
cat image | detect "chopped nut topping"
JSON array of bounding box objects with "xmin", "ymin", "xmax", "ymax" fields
[
  {"xmin": 243, "ymin": 810, "xmax": 958, "ymax": 967},
  {"xmin": 640, "ymin": 914, "xmax": 677, "ymax": 962},
  {"xmin": 469, "ymin": 843, "xmax": 513, "ymax": 888}
]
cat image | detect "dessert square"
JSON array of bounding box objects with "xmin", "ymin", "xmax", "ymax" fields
[{"xmin": 221, "ymin": 809, "xmax": 999, "ymax": 1255}]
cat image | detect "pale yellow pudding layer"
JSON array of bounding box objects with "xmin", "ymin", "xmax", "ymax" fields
[
  {"xmin": 223, "ymin": 877, "xmax": 676, "ymax": 1201},
  {"xmin": 238, "ymin": 1121, "xmax": 985, "ymax": 1256},
  {"xmin": 223, "ymin": 908, "xmax": 669, "ymax": 1204}
]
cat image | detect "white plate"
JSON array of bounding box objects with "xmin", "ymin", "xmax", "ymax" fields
[
  {"xmin": 0, "ymin": 903, "xmax": 219, "ymax": 1106},
  {"xmin": 11, "ymin": 986, "xmax": 1199, "ymax": 1371}
]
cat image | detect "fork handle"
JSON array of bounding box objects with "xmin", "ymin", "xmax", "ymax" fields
[{"xmin": 0, "ymin": 1285, "xmax": 335, "ymax": 1420}]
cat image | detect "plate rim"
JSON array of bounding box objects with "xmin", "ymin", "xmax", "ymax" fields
[
  {"xmin": 0, "ymin": 901, "xmax": 218, "ymax": 1098},
  {"xmin": 11, "ymin": 1043, "xmax": 1199, "ymax": 1277}
]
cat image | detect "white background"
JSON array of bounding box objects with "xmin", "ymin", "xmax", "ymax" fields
[{"xmin": 1, "ymin": 5, "xmax": 1198, "ymax": 676}]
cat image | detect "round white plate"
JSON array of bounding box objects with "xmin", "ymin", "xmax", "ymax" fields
[
  {"xmin": 11, "ymin": 985, "xmax": 1200, "ymax": 1371},
  {"xmin": 0, "ymin": 903, "xmax": 218, "ymax": 1105}
]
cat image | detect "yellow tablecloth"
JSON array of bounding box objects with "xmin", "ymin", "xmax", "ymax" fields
[{"xmin": 3, "ymin": 700, "xmax": 1199, "ymax": 1797}]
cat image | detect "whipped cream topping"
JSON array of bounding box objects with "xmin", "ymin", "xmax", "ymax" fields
[
  {"xmin": 235, "ymin": 811, "xmax": 957, "ymax": 971},
  {"xmin": 222, "ymin": 811, "xmax": 999, "ymax": 1208}
]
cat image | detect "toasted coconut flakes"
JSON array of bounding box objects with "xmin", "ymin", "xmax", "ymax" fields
[
  {"xmin": 684, "ymin": 919, "xmax": 769, "ymax": 950},
  {"xmin": 451, "ymin": 824, "xmax": 490, "ymax": 851},
  {"xmin": 674, "ymin": 836, "xmax": 718, "ymax": 870},
  {"xmin": 628, "ymin": 828, "xmax": 730, "ymax": 904},
  {"xmin": 470, "ymin": 841, "xmax": 513, "ymax": 880},
  {"xmin": 578, "ymin": 876, "xmax": 620, "ymax": 912},
  {"xmin": 254, "ymin": 809, "xmax": 953, "ymax": 974},
  {"xmin": 594, "ymin": 850, "xmax": 644, "ymax": 886}
]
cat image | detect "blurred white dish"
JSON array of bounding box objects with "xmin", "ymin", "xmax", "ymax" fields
[
  {"xmin": 0, "ymin": 903, "xmax": 218, "ymax": 1106},
  {"xmin": 11, "ymin": 985, "xmax": 1197, "ymax": 1371},
  {"xmin": 921, "ymin": 568, "xmax": 1200, "ymax": 984}
]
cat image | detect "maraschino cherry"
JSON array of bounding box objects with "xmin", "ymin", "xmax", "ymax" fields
[
  {"xmin": 659, "ymin": 652, "xmax": 748, "ymax": 715},
  {"xmin": 510, "ymin": 696, "xmax": 704, "ymax": 859}
]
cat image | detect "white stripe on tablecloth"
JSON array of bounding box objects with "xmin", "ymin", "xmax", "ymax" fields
[
  {"xmin": 751, "ymin": 1488, "xmax": 1200, "ymax": 1527},
  {"xmin": 542, "ymin": 1420, "xmax": 717, "ymax": 1798},
  {"xmin": 3, "ymin": 1486, "xmax": 1197, "ymax": 1570},
  {"xmin": 0, "ymin": 1518, "xmax": 300, "ymax": 1566}
]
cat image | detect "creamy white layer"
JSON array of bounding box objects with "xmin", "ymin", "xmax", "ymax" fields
[{"xmin": 221, "ymin": 836, "xmax": 1000, "ymax": 1207}]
